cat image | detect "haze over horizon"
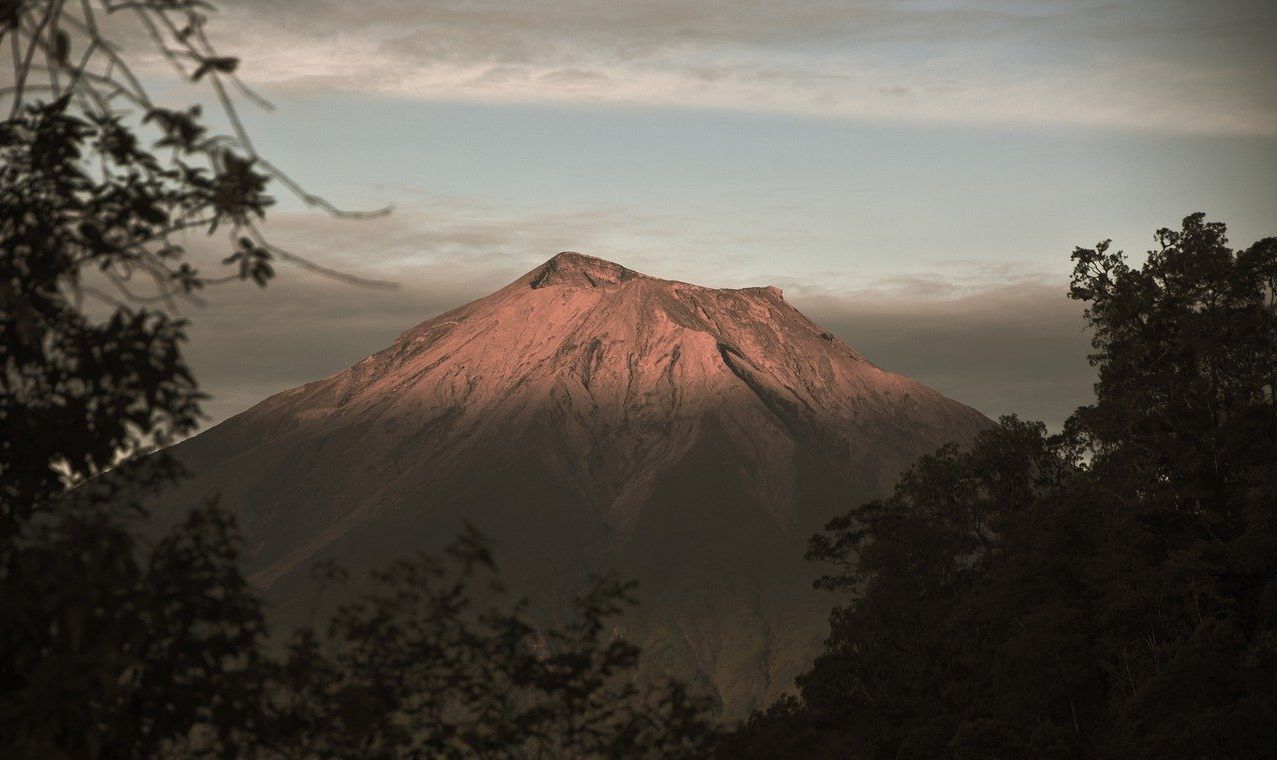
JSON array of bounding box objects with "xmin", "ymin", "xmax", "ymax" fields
[{"xmin": 156, "ymin": 0, "xmax": 1275, "ymax": 431}]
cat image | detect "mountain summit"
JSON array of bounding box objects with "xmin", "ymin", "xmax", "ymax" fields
[{"xmin": 161, "ymin": 253, "xmax": 990, "ymax": 715}]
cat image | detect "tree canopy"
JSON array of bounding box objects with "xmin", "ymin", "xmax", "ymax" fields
[{"xmin": 725, "ymin": 213, "xmax": 1277, "ymax": 759}]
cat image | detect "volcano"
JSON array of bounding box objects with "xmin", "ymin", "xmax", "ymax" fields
[{"xmin": 160, "ymin": 252, "xmax": 990, "ymax": 716}]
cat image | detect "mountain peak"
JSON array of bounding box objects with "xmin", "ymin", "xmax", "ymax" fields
[
  {"xmin": 527, "ymin": 252, "xmax": 788, "ymax": 305},
  {"xmin": 162, "ymin": 254, "xmax": 992, "ymax": 719},
  {"xmin": 529, "ymin": 251, "xmax": 643, "ymax": 289}
]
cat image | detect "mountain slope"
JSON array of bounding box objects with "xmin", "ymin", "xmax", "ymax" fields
[{"xmin": 160, "ymin": 252, "xmax": 990, "ymax": 716}]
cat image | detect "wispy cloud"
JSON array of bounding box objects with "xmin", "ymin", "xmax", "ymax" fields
[
  {"xmin": 792, "ymin": 276, "xmax": 1093, "ymax": 430},
  {"xmin": 175, "ymin": 198, "xmax": 759, "ymax": 425},
  {"xmin": 192, "ymin": 0, "xmax": 1277, "ymax": 135},
  {"xmin": 171, "ymin": 203, "xmax": 1091, "ymax": 432}
]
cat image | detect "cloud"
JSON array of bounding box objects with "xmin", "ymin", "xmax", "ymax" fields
[
  {"xmin": 761, "ymin": 258, "xmax": 1095, "ymax": 428},
  {"xmin": 794, "ymin": 281, "xmax": 1093, "ymax": 431},
  {"xmin": 183, "ymin": 0, "xmax": 1277, "ymax": 135},
  {"xmin": 169, "ymin": 203, "xmax": 1093, "ymax": 433},
  {"xmin": 174, "ymin": 199, "xmax": 748, "ymax": 426}
]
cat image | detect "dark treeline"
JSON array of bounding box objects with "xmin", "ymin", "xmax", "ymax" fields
[
  {"xmin": 722, "ymin": 214, "xmax": 1277, "ymax": 759},
  {"xmin": 3, "ymin": 2, "xmax": 1276, "ymax": 758}
]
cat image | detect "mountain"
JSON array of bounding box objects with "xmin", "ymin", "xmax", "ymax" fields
[{"xmin": 158, "ymin": 252, "xmax": 990, "ymax": 717}]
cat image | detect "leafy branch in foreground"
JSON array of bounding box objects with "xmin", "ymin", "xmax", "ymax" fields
[
  {"xmin": 1, "ymin": 0, "xmax": 392, "ymax": 517},
  {"xmin": 2, "ymin": 8, "xmax": 718, "ymax": 757},
  {"xmin": 3, "ymin": 0, "xmax": 393, "ymax": 298}
]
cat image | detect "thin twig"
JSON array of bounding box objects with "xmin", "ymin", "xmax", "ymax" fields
[
  {"xmin": 43, "ymin": 0, "xmax": 65, "ymax": 98},
  {"xmin": 245, "ymin": 223, "xmax": 399, "ymax": 289},
  {"xmin": 11, "ymin": 4, "xmax": 59, "ymax": 116},
  {"xmin": 184, "ymin": 12, "xmax": 274, "ymax": 111},
  {"xmin": 8, "ymin": 0, "xmax": 399, "ymax": 312},
  {"xmin": 57, "ymin": 10, "xmax": 152, "ymax": 107}
]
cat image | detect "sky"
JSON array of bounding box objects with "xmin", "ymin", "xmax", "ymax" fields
[{"xmin": 135, "ymin": 0, "xmax": 1276, "ymax": 431}]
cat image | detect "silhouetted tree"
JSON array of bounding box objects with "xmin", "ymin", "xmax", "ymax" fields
[
  {"xmin": 2, "ymin": 0, "xmax": 389, "ymax": 524},
  {"xmin": 0, "ymin": 3, "xmax": 374, "ymax": 752},
  {"xmin": 1, "ymin": 3, "xmax": 716, "ymax": 756},
  {"xmin": 258, "ymin": 528, "xmax": 714, "ymax": 759},
  {"xmin": 0, "ymin": 490, "xmax": 272, "ymax": 756},
  {"xmin": 727, "ymin": 214, "xmax": 1277, "ymax": 759}
]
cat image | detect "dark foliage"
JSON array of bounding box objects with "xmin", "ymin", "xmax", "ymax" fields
[
  {"xmin": 1, "ymin": 490, "xmax": 717, "ymax": 758},
  {"xmin": 1, "ymin": 481, "xmax": 271, "ymax": 757},
  {"xmin": 260, "ymin": 528, "xmax": 715, "ymax": 759},
  {"xmin": 728, "ymin": 214, "xmax": 1277, "ymax": 759},
  {"xmin": 2, "ymin": 95, "xmax": 224, "ymax": 525},
  {"xmin": 2, "ymin": 2, "xmax": 716, "ymax": 756},
  {"xmin": 2, "ymin": 0, "xmax": 388, "ymax": 529}
]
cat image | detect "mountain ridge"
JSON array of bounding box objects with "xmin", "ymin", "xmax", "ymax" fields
[{"xmin": 158, "ymin": 252, "xmax": 990, "ymax": 715}]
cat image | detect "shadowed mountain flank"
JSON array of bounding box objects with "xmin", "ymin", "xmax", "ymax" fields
[{"xmin": 157, "ymin": 252, "xmax": 991, "ymax": 717}]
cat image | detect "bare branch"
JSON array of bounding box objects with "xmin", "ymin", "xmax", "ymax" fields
[
  {"xmin": 5, "ymin": 0, "xmax": 399, "ymax": 314},
  {"xmin": 11, "ymin": 4, "xmax": 59, "ymax": 117},
  {"xmin": 245, "ymin": 223, "xmax": 398, "ymax": 290}
]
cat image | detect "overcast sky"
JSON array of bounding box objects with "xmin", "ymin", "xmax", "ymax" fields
[{"xmin": 144, "ymin": 0, "xmax": 1276, "ymax": 431}]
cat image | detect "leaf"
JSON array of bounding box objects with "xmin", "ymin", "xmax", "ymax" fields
[
  {"xmin": 192, "ymin": 56, "xmax": 239, "ymax": 81},
  {"xmin": 0, "ymin": 0, "xmax": 20, "ymax": 30},
  {"xmin": 54, "ymin": 29, "xmax": 70, "ymax": 66}
]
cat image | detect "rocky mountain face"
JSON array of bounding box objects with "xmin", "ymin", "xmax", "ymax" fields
[{"xmin": 159, "ymin": 252, "xmax": 990, "ymax": 717}]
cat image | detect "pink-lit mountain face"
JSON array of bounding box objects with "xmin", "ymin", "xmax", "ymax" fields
[{"xmin": 161, "ymin": 252, "xmax": 990, "ymax": 716}]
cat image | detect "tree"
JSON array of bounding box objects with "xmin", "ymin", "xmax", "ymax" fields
[
  {"xmin": 2, "ymin": 0, "xmax": 389, "ymax": 525},
  {"xmin": 0, "ymin": 3, "xmax": 380, "ymax": 753},
  {"xmin": 1, "ymin": 3, "xmax": 716, "ymax": 756},
  {"xmin": 261, "ymin": 529, "xmax": 715, "ymax": 759},
  {"xmin": 728, "ymin": 214, "xmax": 1277, "ymax": 759},
  {"xmin": 0, "ymin": 492, "xmax": 272, "ymax": 756}
]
